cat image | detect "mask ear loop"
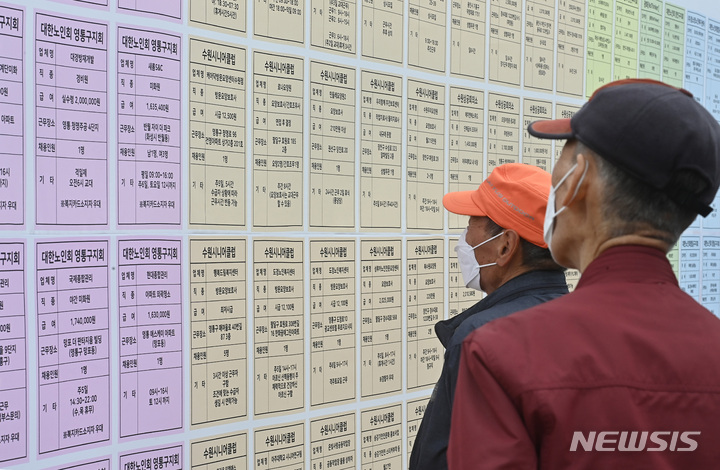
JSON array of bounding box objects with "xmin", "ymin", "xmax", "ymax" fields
[
  {"xmin": 556, "ymin": 160, "xmax": 589, "ymax": 216},
  {"xmin": 470, "ymin": 230, "xmax": 504, "ymax": 250}
]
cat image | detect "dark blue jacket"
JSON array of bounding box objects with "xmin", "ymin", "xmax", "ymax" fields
[{"xmin": 408, "ymin": 269, "xmax": 568, "ymax": 470}]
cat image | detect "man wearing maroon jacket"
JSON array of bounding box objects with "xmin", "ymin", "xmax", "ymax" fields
[{"xmin": 448, "ymin": 79, "xmax": 720, "ymax": 469}]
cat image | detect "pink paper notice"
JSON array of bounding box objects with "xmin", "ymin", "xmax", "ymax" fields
[
  {"xmin": 36, "ymin": 240, "xmax": 110, "ymax": 454},
  {"xmin": 117, "ymin": 27, "xmax": 182, "ymax": 226},
  {"xmin": 0, "ymin": 242, "xmax": 27, "ymax": 465},
  {"xmin": 51, "ymin": 457, "xmax": 111, "ymax": 470},
  {"xmin": 0, "ymin": 5, "xmax": 24, "ymax": 225},
  {"xmin": 35, "ymin": 13, "xmax": 108, "ymax": 227},
  {"xmin": 118, "ymin": 239, "xmax": 182, "ymax": 438},
  {"xmin": 119, "ymin": 444, "xmax": 182, "ymax": 470},
  {"xmin": 118, "ymin": 0, "xmax": 182, "ymax": 20}
]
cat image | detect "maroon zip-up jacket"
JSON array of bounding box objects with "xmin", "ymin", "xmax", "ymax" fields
[{"xmin": 448, "ymin": 245, "xmax": 720, "ymax": 469}]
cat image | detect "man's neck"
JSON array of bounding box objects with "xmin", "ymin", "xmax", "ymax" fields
[{"xmin": 579, "ymin": 233, "xmax": 670, "ymax": 272}]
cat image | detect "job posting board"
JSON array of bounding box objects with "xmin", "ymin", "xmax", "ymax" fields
[{"xmin": 1, "ymin": 0, "xmax": 720, "ymax": 468}]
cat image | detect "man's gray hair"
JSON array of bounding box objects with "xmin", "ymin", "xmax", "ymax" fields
[{"xmin": 576, "ymin": 141, "xmax": 707, "ymax": 247}]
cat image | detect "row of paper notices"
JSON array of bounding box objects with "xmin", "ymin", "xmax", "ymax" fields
[
  {"xmin": 584, "ymin": 0, "xmax": 692, "ymax": 96},
  {"xmin": 69, "ymin": 0, "xmax": 581, "ymax": 95},
  {"xmin": 0, "ymin": 234, "xmax": 479, "ymax": 463},
  {"xmin": 3, "ymin": 10, "xmax": 183, "ymax": 229},
  {"xmin": 0, "ymin": 234, "xmax": 599, "ymax": 465},
  {"xmin": 192, "ymin": 407, "xmax": 400, "ymax": 470},
  {"xmin": 2, "ymin": 237, "xmax": 185, "ymax": 462},
  {"xmin": 10, "ymin": 11, "xmax": 720, "ymax": 230},
  {"xmin": 1, "ymin": 231, "xmax": 575, "ymax": 443},
  {"xmin": 17, "ymin": 0, "xmax": 720, "ymax": 106}
]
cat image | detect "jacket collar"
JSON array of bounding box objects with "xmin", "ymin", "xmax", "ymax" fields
[
  {"xmin": 435, "ymin": 269, "xmax": 568, "ymax": 347},
  {"xmin": 576, "ymin": 245, "xmax": 678, "ymax": 289}
]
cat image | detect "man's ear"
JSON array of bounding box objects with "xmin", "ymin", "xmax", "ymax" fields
[
  {"xmin": 495, "ymin": 229, "xmax": 520, "ymax": 267},
  {"xmin": 558, "ymin": 153, "xmax": 590, "ymax": 208}
]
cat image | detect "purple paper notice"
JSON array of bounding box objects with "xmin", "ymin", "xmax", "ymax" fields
[
  {"xmin": 118, "ymin": 0, "xmax": 182, "ymax": 21},
  {"xmin": 35, "ymin": 13, "xmax": 108, "ymax": 227},
  {"xmin": 52, "ymin": 457, "xmax": 111, "ymax": 470},
  {"xmin": 117, "ymin": 27, "xmax": 182, "ymax": 226},
  {"xmin": 36, "ymin": 240, "xmax": 110, "ymax": 454},
  {"xmin": 119, "ymin": 444, "xmax": 182, "ymax": 470},
  {"xmin": 119, "ymin": 239, "xmax": 182, "ymax": 438},
  {"xmin": 0, "ymin": 6, "xmax": 24, "ymax": 225},
  {"xmin": 49, "ymin": 0, "xmax": 108, "ymax": 7},
  {"xmin": 0, "ymin": 243, "xmax": 27, "ymax": 464}
]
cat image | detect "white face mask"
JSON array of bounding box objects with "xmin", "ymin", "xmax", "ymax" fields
[
  {"xmin": 455, "ymin": 228, "xmax": 503, "ymax": 291},
  {"xmin": 543, "ymin": 161, "xmax": 589, "ymax": 253}
]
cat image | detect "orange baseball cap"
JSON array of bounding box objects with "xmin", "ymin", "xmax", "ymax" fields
[{"xmin": 443, "ymin": 163, "xmax": 551, "ymax": 248}]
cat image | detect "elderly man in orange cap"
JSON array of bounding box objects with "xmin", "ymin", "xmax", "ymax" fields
[{"xmin": 409, "ymin": 163, "xmax": 567, "ymax": 470}]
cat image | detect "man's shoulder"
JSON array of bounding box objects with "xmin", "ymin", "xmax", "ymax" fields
[
  {"xmin": 463, "ymin": 283, "xmax": 720, "ymax": 397},
  {"xmin": 463, "ymin": 291, "xmax": 572, "ymax": 352},
  {"xmin": 450, "ymin": 285, "xmax": 567, "ymax": 350}
]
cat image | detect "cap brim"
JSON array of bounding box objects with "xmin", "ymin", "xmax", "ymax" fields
[
  {"xmin": 527, "ymin": 118, "xmax": 573, "ymax": 139},
  {"xmin": 442, "ymin": 190, "xmax": 488, "ymax": 216}
]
